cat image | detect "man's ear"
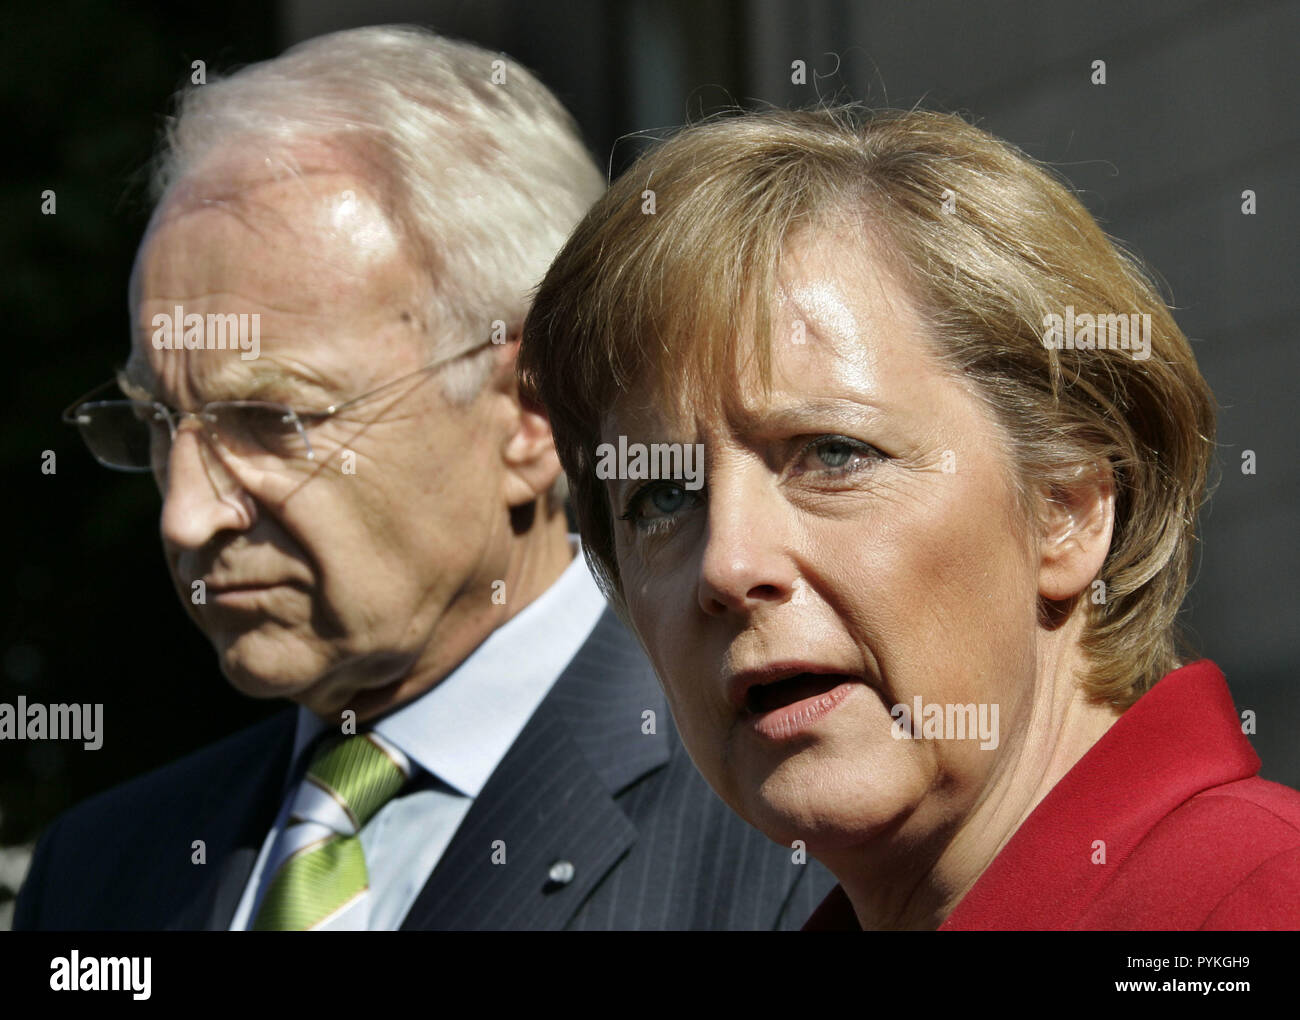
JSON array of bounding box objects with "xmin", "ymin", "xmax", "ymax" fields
[
  {"xmin": 1038, "ymin": 460, "xmax": 1116, "ymax": 601},
  {"xmin": 490, "ymin": 335, "xmax": 563, "ymax": 508}
]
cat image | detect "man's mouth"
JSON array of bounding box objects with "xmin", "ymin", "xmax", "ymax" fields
[{"xmin": 204, "ymin": 580, "xmax": 305, "ymax": 609}]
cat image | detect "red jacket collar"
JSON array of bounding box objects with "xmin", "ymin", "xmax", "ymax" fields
[{"xmin": 803, "ymin": 660, "xmax": 1259, "ymax": 930}]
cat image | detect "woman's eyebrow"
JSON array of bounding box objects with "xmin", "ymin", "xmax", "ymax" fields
[{"xmin": 731, "ymin": 397, "xmax": 887, "ymax": 434}]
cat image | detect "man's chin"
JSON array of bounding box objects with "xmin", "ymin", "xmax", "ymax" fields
[
  {"xmin": 219, "ymin": 662, "xmax": 317, "ymax": 703},
  {"xmin": 212, "ymin": 647, "xmax": 405, "ymax": 723},
  {"xmin": 208, "ymin": 628, "xmax": 426, "ymax": 720},
  {"xmin": 212, "ymin": 636, "xmax": 329, "ymax": 704}
]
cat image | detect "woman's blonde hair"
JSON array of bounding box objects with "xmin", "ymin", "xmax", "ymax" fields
[{"xmin": 520, "ymin": 106, "xmax": 1217, "ymax": 708}]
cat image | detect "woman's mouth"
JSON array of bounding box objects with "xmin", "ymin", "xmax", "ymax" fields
[{"xmin": 738, "ymin": 671, "xmax": 866, "ymax": 741}]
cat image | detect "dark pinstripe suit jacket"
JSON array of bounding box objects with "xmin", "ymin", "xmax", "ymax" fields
[{"xmin": 15, "ymin": 608, "xmax": 835, "ymax": 930}]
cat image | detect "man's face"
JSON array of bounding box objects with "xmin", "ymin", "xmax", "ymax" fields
[{"xmin": 129, "ymin": 171, "xmax": 518, "ymax": 720}]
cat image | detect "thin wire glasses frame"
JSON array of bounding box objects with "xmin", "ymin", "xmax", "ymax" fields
[{"xmin": 61, "ymin": 337, "xmax": 497, "ymax": 473}]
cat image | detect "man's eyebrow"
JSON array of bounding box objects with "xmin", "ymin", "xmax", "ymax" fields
[
  {"xmin": 235, "ymin": 367, "xmax": 335, "ymax": 404},
  {"xmin": 116, "ymin": 365, "xmax": 154, "ymax": 400},
  {"xmin": 114, "ymin": 363, "xmax": 339, "ymax": 406}
]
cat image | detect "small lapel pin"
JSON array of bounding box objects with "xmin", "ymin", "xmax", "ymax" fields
[{"xmin": 546, "ymin": 860, "xmax": 576, "ymax": 887}]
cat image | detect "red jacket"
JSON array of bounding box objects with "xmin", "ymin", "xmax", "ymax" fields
[{"xmin": 804, "ymin": 660, "xmax": 1300, "ymax": 930}]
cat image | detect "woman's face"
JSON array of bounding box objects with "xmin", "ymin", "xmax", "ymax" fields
[{"xmin": 603, "ymin": 232, "xmax": 1045, "ymax": 858}]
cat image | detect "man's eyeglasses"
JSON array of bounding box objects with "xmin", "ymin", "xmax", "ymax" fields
[{"xmin": 62, "ymin": 339, "xmax": 496, "ymax": 473}]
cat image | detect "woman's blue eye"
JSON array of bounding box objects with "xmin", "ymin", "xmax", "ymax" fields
[
  {"xmin": 619, "ymin": 482, "xmax": 698, "ymax": 530},
  {"xmin": 817, "ymin": 440, "xmax": 855, "ymax": 467},
  {"xmin": 796, "ymin": 436, "xmax": 882, "ymax": 477},
  {"xmin": 648, "ymin": 486, "xmax": 686, "ymax": 514},
  {"xmin": 616, "ymin": 436, "xmax": 881, "ymax": 532}
]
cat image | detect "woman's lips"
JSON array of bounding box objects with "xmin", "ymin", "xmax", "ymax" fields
[
  {"xmin": 745, "ymin": 672, "xmax": 843, "ymax": 711},
  {"xmin": 727, "ymin": 666, "xmax": 868, "ymax": 742},
  {"xmin": 746, "ymin": 674, "xmax": 862, "ymax": 741}
]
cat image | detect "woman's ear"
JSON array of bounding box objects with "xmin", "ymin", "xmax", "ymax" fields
[{"xmin": 1037, "ymin": 460, "xmax": 1116, "ymax": 601}]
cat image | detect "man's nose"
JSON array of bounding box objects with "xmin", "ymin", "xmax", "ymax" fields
[
  {"xmin": 696, "ymin": 470, "xmax": 798, "ymax": 616},
  {"xmin": 158, "ymin": 422, "xmax": 255, "ymax": 549}
]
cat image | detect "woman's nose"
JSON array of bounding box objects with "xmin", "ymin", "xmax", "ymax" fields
[{"xmin": 696, "ymin": 470, "xmax": 798, "ymax": 617}]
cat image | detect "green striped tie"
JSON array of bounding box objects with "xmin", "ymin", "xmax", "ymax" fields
[{"xmin": 252, "ymin": 733, "xmax": 409, "ymax": 931}]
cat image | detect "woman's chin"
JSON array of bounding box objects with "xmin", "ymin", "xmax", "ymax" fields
[{"xmin": 741, "ymin": 762, "xmax": 922, "ymax": 856}]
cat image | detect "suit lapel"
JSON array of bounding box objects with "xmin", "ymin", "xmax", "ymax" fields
[
  {"xmin": 401, "ymin": 608, "xmax": 670, "ymax": 930},
  {"xmin": 164, "ymin": 710, "xmax": 296, "ymax": 931}
]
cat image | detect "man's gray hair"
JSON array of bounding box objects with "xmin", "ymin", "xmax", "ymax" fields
[{"xmin": 150, "ymin": 24, "xmax": 604, "ymax": 413}]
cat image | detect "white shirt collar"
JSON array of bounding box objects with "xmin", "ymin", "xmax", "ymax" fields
[{"xmin": 290, "ymin": 536, "xmax": 606, "ymax": 797}]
